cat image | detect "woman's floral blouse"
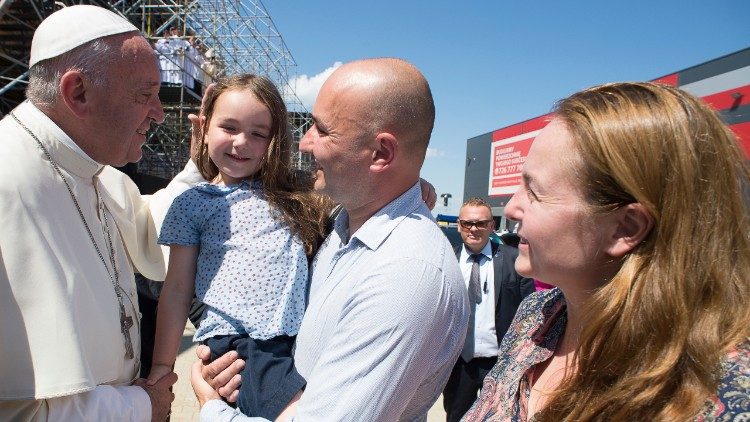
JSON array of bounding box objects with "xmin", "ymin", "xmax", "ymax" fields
[{"xmin": 462, "ymin": 288, "xmax": 750, "ymax": 421}]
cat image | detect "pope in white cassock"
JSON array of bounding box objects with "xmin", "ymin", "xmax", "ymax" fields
[{"xmin": 0, "ymin": 5, "xmax": 198, "ymax": 421}]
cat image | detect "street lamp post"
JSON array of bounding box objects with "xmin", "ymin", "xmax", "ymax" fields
[{"xmin": 440, "ymin": 193, "xmax": 452, "ymax": 208}]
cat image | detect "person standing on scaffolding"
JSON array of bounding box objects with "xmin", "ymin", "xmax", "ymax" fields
[{"xmin": 155, "ymin": 25, "xmax": 189, "ymax": 86}]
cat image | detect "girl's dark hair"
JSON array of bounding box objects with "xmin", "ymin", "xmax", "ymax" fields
[{"xmin": 195, "ymin": 74, "xmax": 332, "ymax": 255}]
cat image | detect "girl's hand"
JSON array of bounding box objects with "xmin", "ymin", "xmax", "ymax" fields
[
  {"xmin": 188, "ymin": 83, "xmax": 215, "ymax": 162},
  {"xmin": 134, "ymin": 373, "xmax": 177, "ymax": 421},
  {"xmin": 147, "ymin": 364, "xmax": 174, "ymax": 386}
]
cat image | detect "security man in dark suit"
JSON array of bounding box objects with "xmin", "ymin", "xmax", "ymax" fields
[{"xmin": 443, "ymin": 198, "xmax": 535, "ymax": 421}]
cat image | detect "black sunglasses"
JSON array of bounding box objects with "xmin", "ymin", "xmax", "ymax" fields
[{"xmin": 458, "ymin": 219, "xmax": 493, "ymax": 229}]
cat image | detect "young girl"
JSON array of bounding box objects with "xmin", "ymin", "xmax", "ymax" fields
[{"xmin": 147, "ymin": 74, "xmax": 328, "ymax": 419}]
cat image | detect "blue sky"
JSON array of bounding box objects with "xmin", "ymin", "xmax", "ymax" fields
[{"xmin": 265, "ymin": 1, "xmax": 750, "ymax": 215}]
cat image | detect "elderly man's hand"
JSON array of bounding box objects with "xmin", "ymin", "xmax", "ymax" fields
[
  {"xmin": 187, "ymin": 83, "xmax": 215, "ymax": 163},
  {"xmin": 134, "ymin": 372, "xmax": 177, "ymax": 421},
  {"xmin": 195, "ymin": 344, "xmax": 245, "ymax": 403},
  {"xmin": 419, "ymin": 178, "xmax": 437, "ymax": 210}
]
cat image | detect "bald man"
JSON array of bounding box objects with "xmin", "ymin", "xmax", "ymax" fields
[{"xmin": 193, "ymin": 58, "xmax": 469, "ymax": 421}]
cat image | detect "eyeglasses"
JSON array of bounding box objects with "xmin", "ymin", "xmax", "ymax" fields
[{"xmin": 458, "ymin": 219, "xmax": 493, "ymax": 230}]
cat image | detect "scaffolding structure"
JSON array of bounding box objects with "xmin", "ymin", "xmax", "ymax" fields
[{"xmin": 0, "ymin": 0, "xmax": 313, "ymax": 179}]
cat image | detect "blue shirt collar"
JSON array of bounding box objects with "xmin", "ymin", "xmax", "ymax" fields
[
  {"xmin": 333, "ymin": 182, "xmax": 429, "ymax": 251},
  {"xmin": 461, "ymin": 240, "xmax": 492, "ymax": 263},
  {"xmin": 193, "ymin": 179, "xmax": 261, "ymax": 196}
]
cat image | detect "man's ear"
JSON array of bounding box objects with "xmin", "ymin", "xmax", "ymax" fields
[
  {"xmin": 370, "ymin": 132, "xmax": 397, "ymax": 172},
  {"xmin": 59, "ymin": 70, "xmax": 91, "ymax": 119},
  {"xmin": 605, "ymin": 203, "xmax": 654, "ymax": 258}
]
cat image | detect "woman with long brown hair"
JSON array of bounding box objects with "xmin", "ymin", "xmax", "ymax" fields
[{"xmin": 464, "ymin": 82, "xmax": 749, "ymax": 421}]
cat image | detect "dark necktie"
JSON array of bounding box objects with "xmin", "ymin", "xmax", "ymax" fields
[
  {"xmin": 468, "ymin": 253, "xmax": 483, "ymax": 304},
  {"xmin": 461, "ymin": 253, "xmax": 483, "ymax": 361}
]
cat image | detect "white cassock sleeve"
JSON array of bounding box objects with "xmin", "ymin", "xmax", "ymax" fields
[{"xmin": 0, "ymin": 386, "xmax": 150, "ymax": 422}]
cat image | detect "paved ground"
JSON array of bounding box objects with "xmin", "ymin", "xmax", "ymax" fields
[
  {"xmin": 170, "ymin": 323, "xmax": 448, "ymax": 421},
  {"xmin": 171, "ymin": 323, "xmax": 201, "ymax": 422}
]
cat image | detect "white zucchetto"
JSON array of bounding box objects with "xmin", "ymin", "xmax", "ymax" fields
[{"xmin": 30, "ymin": 5, "xmax": 138, "ymax": 68}]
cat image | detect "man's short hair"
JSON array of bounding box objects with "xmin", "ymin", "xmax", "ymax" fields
[
  {"xmin": 26, "ymin": 35, "xmax": 122, "ymax": 106},
  {"xmin": 364, "ymin": 58, "xmax": 435, "ymax": 164},
  {"xmin": 460, "ymin": 197, "xmax": 493, "ymax": 216}
]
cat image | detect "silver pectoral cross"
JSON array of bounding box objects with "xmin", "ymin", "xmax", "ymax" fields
[{"xmin": 119, "ymin": 302, "xmax": 135, "ymax": 359}]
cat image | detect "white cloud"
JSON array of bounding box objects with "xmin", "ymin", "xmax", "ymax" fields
[
  {"xmin": 285, "ymin": 62, "xmax": 342, "ymax": 110},
  {"xmin": 426, "ymin": 148, "xmax": 445, "ymax": 158}
]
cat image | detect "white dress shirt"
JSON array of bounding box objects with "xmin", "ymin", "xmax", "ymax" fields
[{"xmin": 460, "ymin": 241, "xmax": 499, "ymax": 358}]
